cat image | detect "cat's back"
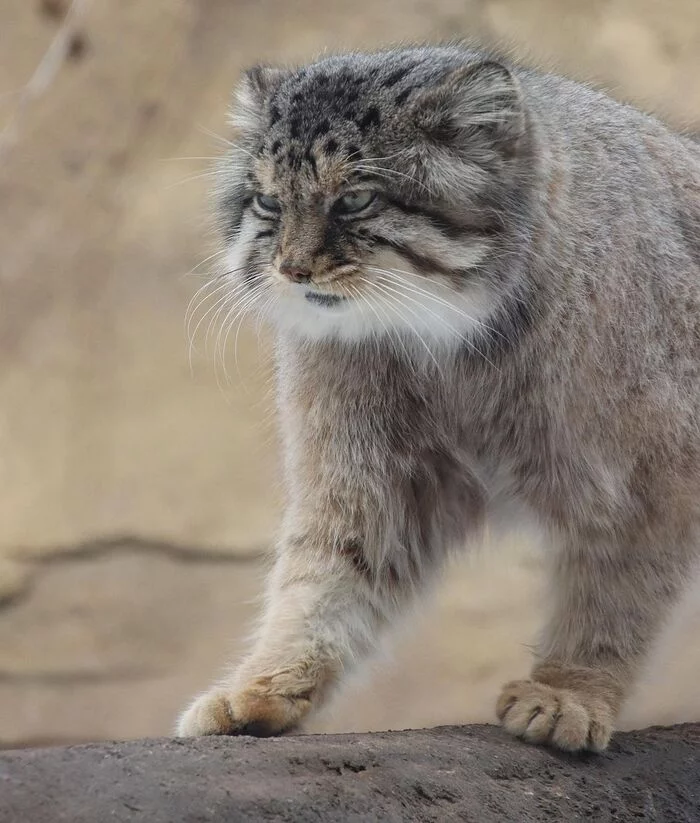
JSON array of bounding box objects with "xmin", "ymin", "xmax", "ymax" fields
[
  {"xmin": 519, "ymin": 65, "xmax": 696, "ymax": 159},
  {"xmin": 519, "ymin": 66, "xmax": 700, "ymax": 205},
  {"xmin": 513, "ymin": 64, "xmax": 699, "ymax": 292}
]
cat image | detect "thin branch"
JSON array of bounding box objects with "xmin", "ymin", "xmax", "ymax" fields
[{"xmin": 0, "ymin": 0, "xmax": 91, "ymax": 158}]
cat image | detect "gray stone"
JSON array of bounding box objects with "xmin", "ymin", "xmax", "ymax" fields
[{"xmin": 1, "ymin": 724, "xmax": 698, "ymax": 822}]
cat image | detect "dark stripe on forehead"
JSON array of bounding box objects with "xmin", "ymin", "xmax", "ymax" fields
[
  {"xmin": 304, "ymin": 148, "xmax": 319, "ymax": 180},
  {"xmin": 394, "ymin": 86, "xmax": 416, "ymax": 106},
  {"xmin": 358, "ymin": 106, "xmax": 381, "ymax": 132},
  {"xmin": 384, "ymin": 66, "xmax": 412, "ymax": 87},
  {"xmin": 313, "ymin": 120, "xmax": 331, "ymax": 138}
]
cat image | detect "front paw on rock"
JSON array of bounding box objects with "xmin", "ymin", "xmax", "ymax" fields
[
  {"xmin": 176, "ymin": 687, "xmax": 309, "ymax": 738},
  {"xmin": 176, "ymin": 689, "xmax": 239, "ymax": 737},
  {"xmin": 496, "ymin": 679, "xmax": 613, "ymax": 752}
]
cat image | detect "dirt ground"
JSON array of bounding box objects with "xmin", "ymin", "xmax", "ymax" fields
[{"xmin": 0, "ymin": 0, "xmax": 699, "ymax": 747}]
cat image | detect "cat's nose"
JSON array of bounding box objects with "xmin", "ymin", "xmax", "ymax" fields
[{"xmin": 279, "ymin": 261, "xmax": 312, "ymax": 284}]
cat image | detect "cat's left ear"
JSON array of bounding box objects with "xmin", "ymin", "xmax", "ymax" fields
[
  {"xmin": 230, "ymin": 65, "xmax": 288, "ymax": 133},
  {"xmin": 412, "ymin": 60, "xmax": 525, "ymax": 156}
]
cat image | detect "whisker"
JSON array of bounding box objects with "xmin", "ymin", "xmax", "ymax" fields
[
  {"xmin": 228, "ymin": 143, "xmax": 259, "ymax": 162},
  {"xmin": 348, "ymin": 282, "xmax": 405, "ymax": 365},
  {"xmin": 197, "ymin": 125, "xmax": 235, "ymax": 147},
  {"xmin": 205, "ymin": 289, "xmax": 241, "ymax": 360},
  {"xmin": 181, "ymin": 248, "xmax": 230, "ymax": 279},
  {"xmin": 185, "ymin": 269, "xmax": 249, "ymax": 351},
  {"xmin": 218, "ymin": 279, "xmax": 268, "ymax": 385},
  {"xmin": 368, "ymin": 265, "xmax": 506, "ymax": 341},
  {"xmin": 230, "ymin": 283, "xmax": 271, "ymax": 382},
  {"xmin": 185, "ymin": 280, "xmax": 233, "ymax": 360},
  {"xmin": 346, "ymin": 282, "xmax": 381, "ymax": 354},
  {"xmin": 356, "ymin": 279, "xmax": 418, "ymax": 366},
  {"xmin": 165, "ymin": 170, "xmax": 220, "ymax": 190},
  {"xmin": 365, "ymin": 278, "xmax": 443, "ymax": 374},
  {"xmin": 352, "ymin": 163, "xmax": 434, "ymax": 196},
  {"xmin": 187, "ymin": 271, "xmax": 258, "ymax": 370},
  {"xmin": 369, "ymin": 273, "xmax": 500, "ymax": 371},
  {"xmin": 160, "ymin": 156, "xmax": 221, "ymax": 162}
]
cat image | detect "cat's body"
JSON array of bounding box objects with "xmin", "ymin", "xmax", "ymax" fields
[{"xmin": 178, "ymin": 46, "xmax": 700, "ymax": 751}]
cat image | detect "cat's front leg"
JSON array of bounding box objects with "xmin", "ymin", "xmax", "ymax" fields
[{"xmin": 176, "ymin": 527, "xmax": 397, "ymax": 737}]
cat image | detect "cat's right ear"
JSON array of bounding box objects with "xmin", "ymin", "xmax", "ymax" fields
[
  {"xmin": 411, "ymin": 60, "xmax": 526, "ymax": 158},
  {"xmin": 230, "ymin": 65, "xmax": 287, "ymax": 133}
]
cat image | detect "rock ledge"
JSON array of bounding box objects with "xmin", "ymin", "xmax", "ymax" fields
[{"xmin": 1, "ymin": 724, "xmax": 698, "ymax": 822}]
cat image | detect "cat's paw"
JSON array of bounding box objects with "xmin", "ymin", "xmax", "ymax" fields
[
  {"xmin": 176, "ymin": 689, "xmax": 238, "ymax": 737},
  {"xmin": 176, "ymin": 684, "xmax": 311, "ymax": 738},
  {"xmin": 496, "ymin": 679, "xmax": 613, "ymax": 752}
]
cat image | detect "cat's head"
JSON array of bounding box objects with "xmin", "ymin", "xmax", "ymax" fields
[{"xmin": 215, "ymin": 47, "xmax": 534, "ymax": 345}]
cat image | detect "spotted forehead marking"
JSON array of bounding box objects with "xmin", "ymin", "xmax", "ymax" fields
[
  {"xmin": 253, "ymin": 139, "xmax": 362, "ymax": 195},
  {"xmin": 259, "ymin": 70, "xmax": 395, "ymax": 175},
  {"xmin": 250, "ymin": 56, "xmax": 429, "ymax": 193}
]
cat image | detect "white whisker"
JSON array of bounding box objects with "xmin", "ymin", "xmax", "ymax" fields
[
  {"xmin": 348, "ymin": 282, "xmax": 402, "ymax": 364},
  {"xmin": 186, "ymin": 270, "xmax": 248, "ymax": 353},
  {"xmin": 352, "ymin": 162, "xmax": 434, "ymax": 195},
  {"xmin": 368, "ymin": 265, "xmax": 506, "ymax": 341},
  {"xmin": 364, "ymin": 278, "xmax": 442, "ymax": 373},
  {"xmin": 165, "ymin": 171, "xmax": 220, "ymax": 190},
  {"xmin": 368, "ymin": 272, "xmax": 500, "ymax": 371},
  {"xmin": 218, "ymin": 279, "xmax": 268, "ymax": 385},
  {"xmin": 185, "ymin": 281, "xmax": 233, "ymax": 367},
  {"xmin": 181, "ymin": 248, "xmax": 230, "ymax": 279},
  {"xmin": 196, "ymin": 125, "xmax": 234, "ymax": 147}
]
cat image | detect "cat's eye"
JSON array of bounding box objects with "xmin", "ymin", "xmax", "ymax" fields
[
  {"xmin": 334, "ymin": 190, "xmax": 377, "ymax": 215},
  {"xmin": 254, "ymin": 193, "xmax": 281, "ymax": 213}
]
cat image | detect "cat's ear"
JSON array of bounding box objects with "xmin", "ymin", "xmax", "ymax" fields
[
  {"xmin": 230, "ymin": 65, "xmax": 287, "ymax": 133},
  {"xmin": 412, "ymin": 60, "xmax": 525, "ymax": 156}
]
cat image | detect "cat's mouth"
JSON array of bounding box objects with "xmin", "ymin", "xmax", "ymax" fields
[{"xmin": 304, "ymin": 291, "xmax": 347, "ymax": 308}]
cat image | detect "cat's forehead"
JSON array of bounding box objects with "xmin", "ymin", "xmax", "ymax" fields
[
  {"xmin": 253, "ymin": 57, "xmax": 423, "ymax": 192},
  {"xmin": 272, "ymin": 59, "xmax": 406, "ymax": 137}
]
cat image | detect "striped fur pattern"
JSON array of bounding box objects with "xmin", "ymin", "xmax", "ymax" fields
[{"xmin": 177, "ymin": 46, "xmax": 700, "ymax": 752}]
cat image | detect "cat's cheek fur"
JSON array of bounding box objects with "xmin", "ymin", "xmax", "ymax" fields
[
  {"xmin": 363, "ymin": 248, "xmax": 497, "ymax": 344},
  {"xmin": 224, "ymin": 216, "xmax": 258, "ymax": 284},
  {"xmin": 266, "ymin": 249, "xmax": 498, "ymax": 345}
]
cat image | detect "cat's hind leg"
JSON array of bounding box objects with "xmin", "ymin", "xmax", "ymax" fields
[{"xmin": 497, "ymin": 525, "xmax": 695, "ymax": 752}]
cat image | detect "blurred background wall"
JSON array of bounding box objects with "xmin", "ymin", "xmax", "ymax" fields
[{"xmin": 1, "ymin": 0, "xmax": 699, "ymax": 748}]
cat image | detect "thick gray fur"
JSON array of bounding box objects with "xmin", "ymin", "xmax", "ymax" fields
[{"xmin": 178, "ymin": 45, "xmax": 700, "ymax": 752}]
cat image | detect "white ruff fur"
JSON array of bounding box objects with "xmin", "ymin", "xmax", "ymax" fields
[{"xmin": 225, "ymin": 243, "xmax": 497, "ymax": 347}]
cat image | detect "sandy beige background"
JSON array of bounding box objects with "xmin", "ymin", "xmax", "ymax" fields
[{"xmin": 1, "ymin": 0, "xmax": 699, "ymax": 748}]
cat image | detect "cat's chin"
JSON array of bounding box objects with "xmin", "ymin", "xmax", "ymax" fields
[
  {"xmin": 268, "ymin": 290, "xmax": 371, "ymax": 342},
  {"xmin": 303, "ymin": 290, "xmax": 347, "ymax": 308}
]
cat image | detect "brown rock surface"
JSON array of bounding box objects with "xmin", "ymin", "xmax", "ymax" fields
[
  {"xmin": 1, "ymin": 0, "xmax": 699, "ymax": 747},
  {"xmin": 1, "ymin": 725, "xmax": 699, "ymax": 822}
]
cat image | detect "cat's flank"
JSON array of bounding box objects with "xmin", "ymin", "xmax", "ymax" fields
[{"xmin": 177, "ymin": 45, "xmax": 700, "ymax": 751}]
